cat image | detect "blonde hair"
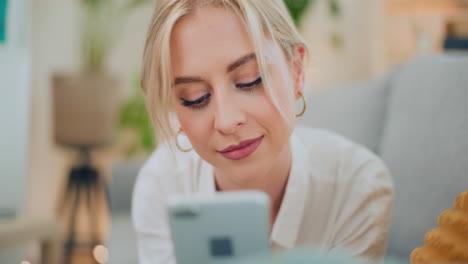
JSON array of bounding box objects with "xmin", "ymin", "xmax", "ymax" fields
[{"xmin": 141, "ymin": 0, "xmax": 308, "ymax": 147}]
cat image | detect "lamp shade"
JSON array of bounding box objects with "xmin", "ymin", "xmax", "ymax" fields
[{"xmin": 52, "ymin": 72, "xmax": 120, "ymax": 148}]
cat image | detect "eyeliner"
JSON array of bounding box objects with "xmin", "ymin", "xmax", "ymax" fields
[{"xmin": 181, "ymin": 94, "xmax": 211, "ymax": 106}]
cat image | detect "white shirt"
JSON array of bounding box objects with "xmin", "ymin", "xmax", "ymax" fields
[{"xmin": 132, "ymin": 126, "xmax": 394, "ymax": 264}]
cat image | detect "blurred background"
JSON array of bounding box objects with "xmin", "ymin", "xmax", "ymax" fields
[{"xmin": 0, "ymin": 0, "xmax": 467, "ymax": 263}]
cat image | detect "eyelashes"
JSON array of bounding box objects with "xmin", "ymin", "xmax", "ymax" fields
[
  {"xmin": 180, "ymin": 76, "xmax": 262, "ymax": 110},
  {"xmin": 181, "ymin": 94, "xmax": 211, "ymax": 108},
  {"xmin": 236, "ymin": 76, "xmax": 262, "ymax": 89}
]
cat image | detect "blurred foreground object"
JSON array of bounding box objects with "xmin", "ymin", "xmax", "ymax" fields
[
  {"xmin": 227, "ymin": 248, "xmax": 371, "ymax": 264},
  {"xmin": 410, "ymin": 192, "xmax": 468, "ymax": 263},
  {"xmin": 0, "ymin": 218, "xmax": 62, "ymax": 264}
]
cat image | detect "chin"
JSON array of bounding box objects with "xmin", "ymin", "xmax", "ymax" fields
[{"xmin": 222, "ymin": 159, "xmax": 270, "ymax": 186}]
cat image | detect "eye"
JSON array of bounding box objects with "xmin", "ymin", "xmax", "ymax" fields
[
  {"xmin": 180, "ymin": 94, "xmax": 211, "ymax": 110},
  {"xmin": 236, "ymin": 76, "xmax": 262, "ymax": 90}
]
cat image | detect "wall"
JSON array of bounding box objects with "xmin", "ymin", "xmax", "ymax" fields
[
  {"xmin": 0, "ymin": 0, "xmax": 31, "ymax": 262},
  {"xmin": 0, "ymin": 0, "xmax": 30, "ymax": 220},
  {"xmin": 300, "ymin": 0, "xmax": 384, "ymax": 92}
]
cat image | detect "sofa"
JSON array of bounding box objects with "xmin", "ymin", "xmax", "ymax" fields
[
  {"xmin": 107, "ymin": 54, "xmax": 468, "ymax": 263},
  {"xmin": 300, "ymin": 54, "xmax": 468, "ymax": 259},
  {"xmin": 108, "ymin": 159, "xmax": 142, "ymax": 264}
]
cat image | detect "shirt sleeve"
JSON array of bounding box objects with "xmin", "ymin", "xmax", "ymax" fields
[
  {"xmin": 131, "ymin": 145, "xmax": 177, "ymax": 264},
  {"xmin": 328, "ymin": 146, "xmax": 394, "ymax": 261}
]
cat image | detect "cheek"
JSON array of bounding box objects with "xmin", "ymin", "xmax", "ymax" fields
[
  {"xmin": 175, "ymin": 108, "xmax": 212, "ymax": 149},
  {"xmin": 253, "ymin": 90, "xmax": 294, "ymax": 134},
  {"xmin": 258, "ymin": 82, "xmax": 297, "ymax": 142}
]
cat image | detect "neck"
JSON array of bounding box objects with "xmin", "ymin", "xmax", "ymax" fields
[{"xmin": 214, "ymin": 142, "xmax": 292, "ymax": 229}]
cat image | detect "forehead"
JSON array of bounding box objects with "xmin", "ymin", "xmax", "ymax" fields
[{"xmin": 170, "ymin": 6, "xmax": 254, "ymax": 73}]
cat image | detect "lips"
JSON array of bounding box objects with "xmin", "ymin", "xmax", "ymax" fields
[{"xmin": 219, "ymin": 136, "xmax": 264, "ymax": 160}]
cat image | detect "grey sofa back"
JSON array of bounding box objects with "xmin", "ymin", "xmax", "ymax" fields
[
  {"xmin": 301, "ymin": 55, "xmax": 468, "ymax": 259},
  {"xmin": 110, "ymin": 159, "xmax": 145, "ymax": 214}
]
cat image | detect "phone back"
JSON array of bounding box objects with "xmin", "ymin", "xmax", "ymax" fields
[{"xmin": 167, "ymin": 191, "xmax": 271, "ymax": 264}]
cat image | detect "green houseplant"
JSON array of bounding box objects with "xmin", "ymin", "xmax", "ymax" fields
[
  {"xmin": 284, "ymin": 0, "xmax": 312, "ymax": 26},
  {"xmin": 284, "ymin": 0, "xmax": 341, "ymax": 26},
  {"xmin": 285, "ymin": 0, "xmax": 343, "ymax": 49},
  {"xmin": 118, "ymin": 73, "xmax": 156, "ymax": 157},
  {"xmin": 81, "ymin": 0, "xmax": 151, "ymax": 71}
]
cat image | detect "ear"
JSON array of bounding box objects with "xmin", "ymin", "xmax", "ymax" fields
[{"xmin": 291, "ymin": 44, "xmax": 306, "ymax": 100}]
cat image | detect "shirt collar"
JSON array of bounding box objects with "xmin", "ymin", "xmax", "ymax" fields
[{"xmin": 270, "ymin": 131, "xmax": 309, "ymax": 249}]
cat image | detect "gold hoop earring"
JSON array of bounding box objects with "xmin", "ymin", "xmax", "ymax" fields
[
  {"xmin": 175, "ymin": 128, "xmax": 193, "ymax": 152},
  {"xmin": 296, "ymin": 93, "xmax": 307, "ymax": 117}
]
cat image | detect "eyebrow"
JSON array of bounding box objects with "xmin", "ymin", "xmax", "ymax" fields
[
  {"xmin": 173, "ymin": 76, "xmax": 204, "ymax": 86},
  {"xmin": 226, "ymin": 52, "xmax": 256, "ymax": 73},
  {"xmin": 173, "ymin": 52, "xmax": 256, "ymax": 86}
]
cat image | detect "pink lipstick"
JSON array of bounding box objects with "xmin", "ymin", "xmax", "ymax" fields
[{"xmin": 219, "ymin": 136, "xmax": 264, "ymax": 160}]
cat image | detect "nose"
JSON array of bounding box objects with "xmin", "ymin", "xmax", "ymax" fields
[{"xmin": 213, "ymin": 92, "xmax": 246, "ymax": 135}]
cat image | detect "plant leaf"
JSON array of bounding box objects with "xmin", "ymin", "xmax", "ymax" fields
[{"xmin": 284, "ymin": 0, "xmax": 313, "ymax": 27}]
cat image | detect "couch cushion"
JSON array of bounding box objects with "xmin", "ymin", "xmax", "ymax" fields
[
  {"xmin": 379, "ymin": 55, "xmax": 468, "ymax": 259},
  {"xmin": 300, "ymin": 77, "xmax": 391, "ymax": 153},
  {"xmin": 110, "ymin": 159, "xmax": 145, "ymax": 214},
  {"xmin": 108, "ymin": 213, "xmax": 138, "ymax": 264}
]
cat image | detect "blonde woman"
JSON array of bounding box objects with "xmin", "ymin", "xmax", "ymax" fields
[{"xmin": 132, "ymin": 0, "xmax": 394, "ymax": 263}]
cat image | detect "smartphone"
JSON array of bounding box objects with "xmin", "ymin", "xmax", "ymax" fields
[{"xmin": 167, "ymin": 191, "xmax": 271, "ymax": 264}]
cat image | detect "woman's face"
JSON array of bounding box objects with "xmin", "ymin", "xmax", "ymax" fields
[{"xmin": 170, "ymin": 6, "xmax": 304, "ymax": 184}]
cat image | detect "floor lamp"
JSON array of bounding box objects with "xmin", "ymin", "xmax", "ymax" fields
[{"xmin": 53, "ymin": 73, "xmax": 119, "ymax": 264}]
